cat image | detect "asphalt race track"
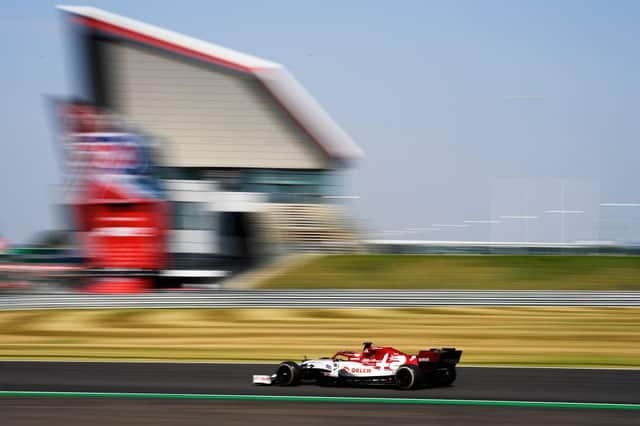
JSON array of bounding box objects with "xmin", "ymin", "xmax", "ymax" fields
[
  {"xmin": 0, "ymin": 362, "xmax": 640, "ymax": 426},
  {"xmin": 1, "ymin": 362, "xmax": 639, "ymax": 403},
  {"xmin": 2, "ymin": 398, "xmax": 637, "ymax": 426},
  {"xmin": 1, "ymin": 362, "xmax": 639, "ymax": 425}
]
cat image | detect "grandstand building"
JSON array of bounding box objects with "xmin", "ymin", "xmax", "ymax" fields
[{"xmin": 59, "ymin": 6, "xmax": 363, "ymax": 281}]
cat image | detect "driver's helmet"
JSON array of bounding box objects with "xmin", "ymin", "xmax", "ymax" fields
[{"xmin": 362, "ymin": 341, "xmax": 375, "ymax": 357}]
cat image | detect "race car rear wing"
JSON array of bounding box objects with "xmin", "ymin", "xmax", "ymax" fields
[{"xmin": 417, "ymin": 348, "xmax": 462, "ymax": 369}]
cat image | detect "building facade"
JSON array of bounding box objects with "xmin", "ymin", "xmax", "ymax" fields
[{"xmin": 60, "ymin": 6, "xmax": 363, "ymax": 283}]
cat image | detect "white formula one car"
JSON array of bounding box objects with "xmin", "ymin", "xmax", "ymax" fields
[{"xmin": 253, "ymin": 342, "xmax": 462, "ymax": 390}]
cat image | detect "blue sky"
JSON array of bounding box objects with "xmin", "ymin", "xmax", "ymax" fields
[{"xmin": 1, "ymin": 0, "xmax": 639, "ymax": 243}]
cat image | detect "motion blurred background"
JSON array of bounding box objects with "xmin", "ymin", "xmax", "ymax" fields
[
  {"xmin": 0, "ymin": 2, "xmax": 639, "ymax": 424},
  {"xmin": 1, "ymin": 0, "xmax": 640, "ymax": 291}
]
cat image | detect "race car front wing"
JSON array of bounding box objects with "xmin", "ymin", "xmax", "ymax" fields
[{"xmin": 252, "ymin": 374, "xmax": 277, "ymax": 385}]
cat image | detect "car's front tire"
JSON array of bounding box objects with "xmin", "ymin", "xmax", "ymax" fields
[{"xmin": 276, "ymin": 361, "xmax": 301, "ymax": 386}]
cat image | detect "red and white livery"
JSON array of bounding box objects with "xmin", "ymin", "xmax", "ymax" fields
[{"xmin": 253, "ymin": 342, "xmax": 462, "ymax": 390}]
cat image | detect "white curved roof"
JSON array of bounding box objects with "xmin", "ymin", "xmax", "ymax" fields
[{"xmin": 57, "ymin": 5, "xmax": 363, "ymax": 162}]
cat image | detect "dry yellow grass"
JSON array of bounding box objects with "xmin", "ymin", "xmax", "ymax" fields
[{"xmin": 0, "ymin": 307, "xmax": 638, "ymax": 367}]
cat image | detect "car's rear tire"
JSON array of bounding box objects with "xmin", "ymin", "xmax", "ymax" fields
[
  {"xmin": 428, "ymin": 366, "xmax": 457, "ymax": 386},
  {"xmin": 276, "ymin": 361, "xmax": 301, "ymax": 386},
  {"xmin": 395, "ymin": 365, "xmax": 421, "ymax": 390},
  {"xmin": 440, "ymin": 366, "xmax": 456, "ymax": 386}
]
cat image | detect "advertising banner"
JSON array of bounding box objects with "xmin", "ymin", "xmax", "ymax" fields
[{"xmin": 57, "ymin": 102, "xmax": 166, "ymax": 276}]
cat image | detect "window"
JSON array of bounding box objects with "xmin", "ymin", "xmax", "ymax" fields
[
  {"xmin": 243, "ymin": 169, "xmax": 335, "ymax": 203},
  {"xmin": 172, "ymin": 202, "xmax": 210, "ymax": 230}
]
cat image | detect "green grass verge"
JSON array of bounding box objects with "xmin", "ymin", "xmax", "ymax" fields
[
  {"xmin": 258, "ymin": 255, "xmax": 640, "ymax": 289},
  {"xmin": 0, "ymin": 307, "xmax": 638, "ymax": 367}
]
